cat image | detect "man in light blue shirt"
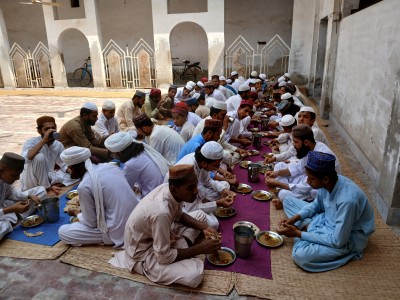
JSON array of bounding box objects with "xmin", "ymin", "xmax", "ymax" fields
[{"xmin": 277, "ymin": 151, "xmax": 375, "ymax": 272}]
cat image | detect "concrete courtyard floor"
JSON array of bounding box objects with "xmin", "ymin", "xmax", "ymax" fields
[{"xmin": 0, "ymin": 89, "xmax": 398, "ymax": 299}]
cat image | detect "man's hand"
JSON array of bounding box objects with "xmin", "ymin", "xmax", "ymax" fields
[
  {"xmin": 4, "ymin": 201, "xmax": 31, "ymax": 214},
  {"xmin": 216, "ymin": 196, "xmax": 234, "ymax": 208},
  {"xmin": 264, "ymin": 156, "xmax": 276, "ymax": 164},
  {"xmin": 265, "ymin": 170, "xmax": 277, "ymax": 178},
  {"xmin": 197, "ymin": 237, "xmax": 222, "ymax": 254},
  {"xmin": 237, "ymin": 148, "xmax": 249, "ymax": 157},
  {"xmin": 203, "ymin": 226, "xmax": 219, "ymax": 238},
  {"xmin": 276, "ymin": 223, "xmax": 301, "ymax": 238},
  {"xmin": 265, "ymin": 178, "xmax": 281, "ymax": 188},
  {"xmin": 222, "ymin": 189, "xmax": 236, "ymax": 199},
  {"xmin": 239, "ymin": 138, "xmax": 252, "ymax": 147},
  {"xmin": 27, "ymin": 195, "xmax": 41, "ymax": 205}
]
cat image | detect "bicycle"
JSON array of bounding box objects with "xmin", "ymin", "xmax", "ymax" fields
[
  {"xmin": 172, "ymin": 57, "xmax": 202, "ymax": 84},
  {"xmin": 72, "ymin": 57, "xmax": 92, "ymax": 87}
]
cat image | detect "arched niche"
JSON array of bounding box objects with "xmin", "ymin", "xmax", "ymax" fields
[
  {"xmin": 169, "ymin": 22, "xmax": 208, "ymax": 84},
  {"xmin": 57, "ymin": 28, "xmax": 91, "ymax": 87}
]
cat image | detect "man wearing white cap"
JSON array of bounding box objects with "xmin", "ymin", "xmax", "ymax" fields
[
  {"xmin": 105, "ymin": 132, "xmax": 168, "ymax": 198},
  {"xmin": 226, "ymin": 84, "xmax": 250, "ymax": 113},
  {"xmin": 92, "ymin": 100, "xmax": 120, "ymax": 140},
  {"xmin": 281, "ymin": 92, "xmax": 304, "ymax": 108},
  {"xmin": 58, "ymin": 146, "xmax": 139, "ymax": 247},
  {"xmin": 194, "ymin": 92, "xmax": 210, "ymax": 118},
  {"xmin": 204, "ymin": 81, "xmax": 226, "ymax": 103},
  {"xmin": 220, "ymin": 75, "xmax": 237, "ymax": 96},
  {"xmin": 117, "ymin": 90, "xmax": 146, "ymax": 134},
  {"xmin": 172, "ymin": 142, "xmax": 236, "ymax": 229},
  {"xmin": 59, "ymin": 102, "xmax": 110, "ymax": 162},
  {"xmin": 297, "ymin": 106, "xmax": 329, "ymax": 145},
  {"xmin": 230, "ymin": 70, "xmax": 239, "ymax": 82},
  {"xmin": 174, "ymin": 84, "xmax": 193, "ymax": 104}
]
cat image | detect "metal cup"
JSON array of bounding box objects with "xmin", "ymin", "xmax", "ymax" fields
[
  {"xmin": 260, "ymin": 117, "xmax": 269, "ymax": 131},
  {"xmin": 234, "ymin": 225, "xmax": 255, "ymax": 258},
  {"xmin": 51, "ymin": 132, "xmax": 61, "ymax": 140},
  {"xmin": 38, "ymin": 197, "xmax": 60, "ymax": 223},
  {"xmin": 248, "ymin": 163, "xmax": 261, "ymax": 182},
  {"xmin": 252, "ymin": 133, "xmax": 262, "ymax": 150}
]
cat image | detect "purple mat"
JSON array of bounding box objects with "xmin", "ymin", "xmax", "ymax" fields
[{"xmin": 205, "ymin": 138, "xmax": 274, "ymax": 279}]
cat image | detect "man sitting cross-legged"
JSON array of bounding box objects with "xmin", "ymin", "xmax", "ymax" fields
[
  {"xmin": 109, "ymin": 164, "xmax": 221, "ymax": 288},
  {"xmin": 58, "ymin": 147, "xmax": 139, "ymax": 248},
  {"xmin": 277, "ymin": 151, "xmax": 375, "ymax": 272}
]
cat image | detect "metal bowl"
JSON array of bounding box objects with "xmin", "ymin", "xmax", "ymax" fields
[
  {"xmin": 21, "ymin": 215, "xmax": 44, "ymax": 228},
  {"xmin": 233, "ymin": 221, "xmax": 260, "ymax": 235},
  {"xmin": 207, "ymin": 247, "xmax": 236, "ymax": 266},
  {"xmin": 233, "ymin": 183, "xmax": 252, "ymax": 194},
  {"xmin": 256, "ymin": 231, "xmax": 283, "ymax": 248},
  {"xmin": 214, "ymin": 207, "xmax": 237, "ymax": 218},
  {"xmin": 239, "ymin": 160, "xmax": 252, "ymax": 169},
  {"xmin": 262, "ymin": 152, "xmax": 274, "ymax": 158},
  {"xmin": 251, "ymin": 190, "xmax": 273, "ymax": 201},
  {"xmin": 248, "ymin": 150, "xmax": 260, "ymax": 156},
  {"xmin": 66, "ymin": 190, "xmax": 78, "ymax": 200},
  {"xmin": 250, "ymin": 128, "xmax": 259, "ymax": 132}
]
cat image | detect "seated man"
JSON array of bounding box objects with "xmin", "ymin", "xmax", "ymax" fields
[
  {"xmin": 194, "ymin": 92, "xmax": 210, "ymax": 118},
  {"xmin": 265, "ymin": 124, "xmax": 340, "ymax": 209},
  {"xmin": 92, "ymin": 100, "xmax": 119, "ymax": 140},
  {"xmin": 204, "ymin": 81, "xmax": 226, "ymax": 104},
  {"xmin": 277, "ymin": 151, "xmax": 375, "ymax": 272},
  {"xmin": 171, "ymin": 104, "xmax": 195, "ymax": 143},
  {"xmin": 116, "ymin": 90, "xmax": 146, "ymax": 135},
  {"xmin": 297, "ymin": 106, "xmax": 329, "ymax": 145},
  {"xmin": 20, "ymin": 116, "xmax": 78, "ymax": 195},
  {"xmin": 226, "ymin": 100, "xmax": 254, "ymax": 147},
  {"xmin": 174, "ymin": 84, "xmax": 193, "ymax": 104},
  {"xmin": 109, "ymin": 164, "xmax": 221, "ymax": 288},
  {"xmin": 58, "ymin": 147, "xmax": 139, "ymax": 247},
  {"xmin": 159, "ymin": 85, "xmax": 177, "ymax": 118},
  {"xmin": 59, "ymin": 102, "xmax": 111, "ymax": 162},
  {"xmin": 133, "ymin": 113, "xmax": 184, "ymax": 166},
  {"xmin": 174, "ymin": 142, "xmax": 235, "ymax": 229},
  {"xmin": 104, "ymin": 132, "xmax": 168, "ymax": 198},
  {"xmin": 0, "ymin": 153, "xmax": 45, "ymax": 240},
  {"xmin": 143, "ymin": 88, "xmax": 164, "ymax": 120}
]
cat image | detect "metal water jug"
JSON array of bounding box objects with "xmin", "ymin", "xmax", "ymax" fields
[
  {"xmin": 252, "ymin": 133, "xmax": 262, "ymax": 150},
  {"xmin": 260, "ymin": 117, "xmax": 269, "ymax": 131},
  {"xmin": 248, "ymin": 163, "xmax": 261, "ymax": 183}
]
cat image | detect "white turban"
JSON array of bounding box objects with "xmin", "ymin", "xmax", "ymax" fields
[
  {"xmin": 212, "ymin": 100, "xmax": 227, "ymax": 110},
  {"xmin": 201, "ymin": 141, "xmax": 223, "ymax": 160},
  {"xmin": 61, "ymin": 146, "xmax": 108, "ymax": 234},
  {"xmin": 60, "ymin": 146, "xmax": 91, "ymax": 166},
  {"xmin": 102, "ymin": 100, "xmax": 115, "ymax": 110},
  {"xmin": 104, "ymin": 132, "xmax": 133, "ymax": 152},
  {"xmin": 82, "ymin": 102, "xmax": 98, "ymax": 111},
  {"xmin": 281, "ymin": 92, "xmax": 292, "ymax": 100}
]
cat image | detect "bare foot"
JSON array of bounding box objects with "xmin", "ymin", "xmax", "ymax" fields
[{"xmin": 272, "ymin": 198, "xmax": 283, "ymax": 210}]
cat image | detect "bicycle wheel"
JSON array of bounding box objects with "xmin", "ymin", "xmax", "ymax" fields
[
  {"xmin": 183, "ymin": 66, "xmax": 202, "ymax": 82},
  {"xmin": 72, "ymin": 68, "xmax": 92, "ymax": 87}
]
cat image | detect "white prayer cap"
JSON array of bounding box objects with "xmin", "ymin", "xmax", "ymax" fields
[
  {"xmin": 300, "ymin": 106, "xmax": 315, "ymax": 114},
  {"xmin": 185, "ymin": 84, "xmax": 193, "ymax": 91},
  {"xmin": 82, "ymin": 102, "xmax": 98, "ymax": 111},
  {"xmin": 251, "ymin": 71, "xmax": 258, "ymax": 77},
  {"xmin": 284, "ymin": 73, "xmax": 291, "ymax": 78},
  {"xmin": 196, "ymin": 81, "xmax": 204, "ymax": 88},
  {"xmin": 104, "ymin": 132, "xmax": 133, "ymax": 153},
  {"xmin": 60, "ymin": 146, "xmax": 91, "ymax": 166},
  {"xmin": 219, "ymin": 76, "xmax": 226, "ymax": 81},
  {"xmin": 281, "ymin": 93, "xmax": 292, "ymax": 100},
  {"xmin": 231, "ymin": 71, "xmax": 238, "ymax": 76},
  {"xmin": 278, "ymin": 76, "xmax": 285, "ymax": 83},
  {"xmin": 187, "ymin": 81, "xmax": 196, "ymax": 87},
  {"xmin": 259, "ymin": 74, "xmax": 267, "ymax": 80},
  {"xmin": 239, "ymin": 84, "xmax": 250, "ymax": 92},
  {"xmin": 279, "ymin": 115, "xmax": 295, "ymax": 127},
  {"xmin": 102, "ymin": 100, "xmax": 115, "ymax": 110},
  {"xmin": 200, "ymin": 141, "xmax": 223, "ymax": 160},
  {"xmin": 278, "ymin": 81, "xmax": 287, "ymax": 87},
  {"xmin": 212, "ymin": 100, "xmax": 227, "ymax": 110},
  {"xmin": 250, "ymin": 79, "xmax": 257, "ymax": 84},
  {"xmin": 255, "ymin": 79, "xmax": 262, "ymax": 83},
  {"xmin": 226, "ymin": 79, "xmax": 232, "ymax": 84}
]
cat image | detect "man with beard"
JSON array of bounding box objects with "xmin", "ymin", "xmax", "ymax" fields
[
  {"xmin": 143, "ymin": 88, "xmax": 164, "ymax": 120},
  {"xmin": 20, "ymin": 116, "xmax": 78, "ymax": 195},
  {"xmin": 159, "ymin": 85, "xmax": 177, "ymax": 118},
  {"xmin": 276, "ymin": 151, "xmax": 374, "ymax": 272},
  {"xmin": 58, "ymin": 146, "xmax": 139, "ymax": 247},
  {"xmin": 116, "ymin": 90, "xmax": 146, "ymax": 135},
  {"xmin": 59, "ymin": 102, "xmax": 111, "ymax": 162},
  {"xmin": 265, "ymin": 124, "xmax": 340, "ymax": 209},
  {"xmin": 204, "ymin": 81, "xmax": 226, "ymax": 104}
]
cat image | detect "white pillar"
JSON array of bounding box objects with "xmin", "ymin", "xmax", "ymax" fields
[{"xmin": 0, "ymin": 6, "xmax": 15, "ymax": 88}]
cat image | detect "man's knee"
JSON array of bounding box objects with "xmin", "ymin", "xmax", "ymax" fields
[
  {"xmin": 33, "ymin": 153, "xmax": 47, "ymax": 165},
  {"xmin": 188, "ymin": 210, "xmax": 207, "ymax": 223},
  {"xmin": 58, "ymin": 224, "xmax": 72, "ymax": 243}
]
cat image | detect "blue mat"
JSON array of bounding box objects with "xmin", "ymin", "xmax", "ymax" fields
[{"xmin": 7, "ymin": 185, "xmax": 79, "ymax": 246}]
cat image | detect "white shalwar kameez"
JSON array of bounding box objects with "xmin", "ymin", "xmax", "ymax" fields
[
  {"xmin": 92, "ymin": 112, "xmax": 119, "ymax": 139},
  {"xmin": 109, "ymin": 183, "xmax": 207, "ymax": 288},
  {"xmin": 0, "ymin": 179, "xmax": 46, "ymax": 240},
  {"xmin": 173, "ymin": 153, "xmax": 229, "ymax": 229},
  {"xmin": 58, "ymin": 164, "xmax": 138, "ymax": 247},
  {"xmin": 173, "ymin": 121, "xmax": 195, "ymax": 143},
  {"xmin": 206, "ymin": 89, "xmax": 226, "ymax": 103},
  {"xmin": 274, "ymin": 142, "xmax": 341, "ymax": 201},
  {"xmin": 20, "ymin": 137, "xmax": 78, "ymax": 191},
  {"xmin": 226, "ymin": 94, "xmax": 242, "ymax": 113},
  {"xmin": 145, "ymin": 125, "xmax": 185, "ymax": 166}
]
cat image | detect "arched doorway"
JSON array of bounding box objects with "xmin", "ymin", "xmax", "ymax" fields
[
  {"xmin": 58, "ymin": 28, "xmax": 92, "ymax": 87},
  {"xmin": 170, "ymin": 22, "xmax": 207, "ymax": 85}
]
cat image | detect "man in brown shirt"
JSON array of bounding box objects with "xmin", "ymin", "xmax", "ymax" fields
[
  {"xmin": 59, "ymin": 102, "xmax": 110, "ymax": 161},
  {"xmin": 116, "ymin": 90, "xmax": 146, "ymax": 134}
]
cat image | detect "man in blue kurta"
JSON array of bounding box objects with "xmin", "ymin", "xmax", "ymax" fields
[{"xmin": 277, "ymin": 151, "xmax": 375, "ymax": 272}]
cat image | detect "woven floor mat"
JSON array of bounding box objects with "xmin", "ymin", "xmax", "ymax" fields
[
  {"xmin": 236, "ymin": 94, "xmax": 400, "ymax": 299},
  {"xmin": 60, "ymin": 245, "xmax": 235, "ymax": 296},
  {"xmin": 0, "ymin": 240, "xmax": 69, "ymax": 259}
]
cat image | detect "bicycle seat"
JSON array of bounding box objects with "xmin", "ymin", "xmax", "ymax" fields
[{"xmin": 183, "ymin": 60, "xmax": 190, "ymax": 64}]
